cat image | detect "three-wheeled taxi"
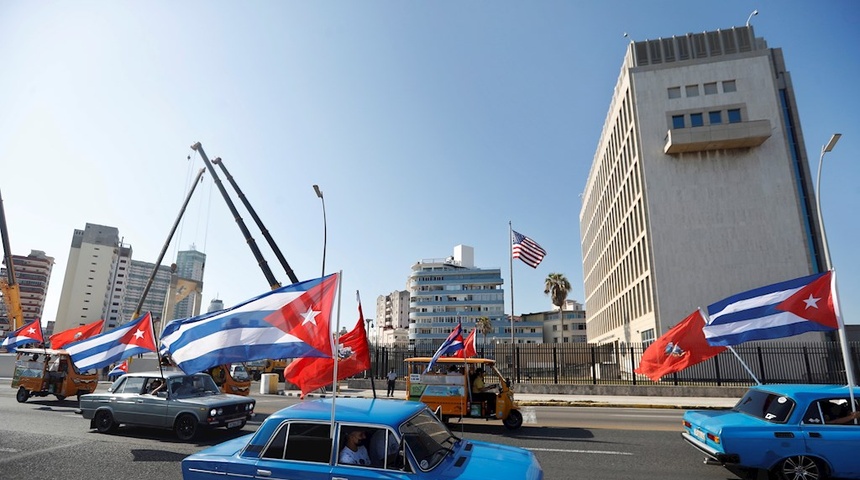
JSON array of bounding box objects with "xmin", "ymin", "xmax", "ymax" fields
[
  {"xmin": 12, "ymin": 348, "xmax": 99, "ymax": 402},
  {"xmin": 208, "ymin": 363, "xmax": 252, "ymax": 396},
  {"xmin": 404, "ymin": 357, "xmax": 523, "ymax": 429}
]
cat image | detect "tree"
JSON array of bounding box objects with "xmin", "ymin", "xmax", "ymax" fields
[
  {"xmin": 544, "ymin": 273, "xmax": 571, "ymax": 341},
  {"xmin": 476, "ymin": 316, "xmax": 493, "ymax": 356}
]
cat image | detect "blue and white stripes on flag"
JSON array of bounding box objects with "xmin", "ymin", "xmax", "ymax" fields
[
  {"xmin": 425, "ymin": 323, "xmax": 464, "ymax": 373},
  {"xmin": 161, "ymin": 274, "xmax": 339, "ymax": 375},
  {"xmin": 512, "ymin": 230, "xmax": 547, "ymax": 268},
  {"xmin": 66, "ymin": 312, "xmax": 157, "ymax": 372},
  {"xmin": 0, "ymin": 319, "xmax": 44, "ymax": 352},
  {"xmin": 703, "ymin": 271, "xmax": 839, "ymax": 347}
]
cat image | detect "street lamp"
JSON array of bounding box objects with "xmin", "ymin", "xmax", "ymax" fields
[
  {"xmin": 815, "ymin": 133, "xmax": 841, "ymax": 270},
  {"xmin": 746, "ymin": 9, "xmax": 758, "ymax": 27},
  {"xmin": 313, "ymin": 185, "xmax": 327, "ymax": 279}
]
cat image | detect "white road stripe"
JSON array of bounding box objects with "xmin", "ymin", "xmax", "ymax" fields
[
  {"xmin": 528, "ymin": 447, "xmax": 633, "ymax": 456},
  {"xmin": 0, "ymin": 441, "xmax": 87, "ymax": 464}
]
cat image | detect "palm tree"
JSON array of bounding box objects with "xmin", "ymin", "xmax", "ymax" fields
[
  {"xmin": 475, "ymin": 316, "xmax": 493, "ymax": 356},
  {"xmin": 544, "ymin": 273, "xmax": 571, "ymax": 341}
]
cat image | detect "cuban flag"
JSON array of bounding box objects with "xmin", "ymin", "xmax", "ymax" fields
[
  {"xmin": 425, "ymin": 323, "xmax": 464, "ymax": 373},
  {"xmin": 161, "ymin": 274, "xmax": 339, "ymax": 375},
  {"xmin": 66, "ymin": 312, "xmax": 157, "ymax": 372},
  {"xmin": 704, "ymin": 271, "xmax": 839, "ymax": 347},
  {"xmin": 108, "ymin": 360, "xmax": 128, "ymax": 378},
  {"xmin": 0, "ymin": 319, "xmax": 44, "ymax": 352}
]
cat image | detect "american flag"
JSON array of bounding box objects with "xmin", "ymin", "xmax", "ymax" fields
[{"xmin": 512, "ymin": 230, "xmax": 546, "ymax": 268}]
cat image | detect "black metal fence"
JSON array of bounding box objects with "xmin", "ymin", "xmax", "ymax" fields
[{"xmin": 369, "ymin": 341, "xmax": 860, "ymax": 387}]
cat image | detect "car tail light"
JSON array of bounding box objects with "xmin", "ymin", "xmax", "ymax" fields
[
  {"xmin": 707, "ymin": 433, "xmax": 720, "ymax": 444},
  {"xmin": 682, "ymin": 420, "xmax": 691, "ymax": 428}
]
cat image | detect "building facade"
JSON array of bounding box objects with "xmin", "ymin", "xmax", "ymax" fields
[
  {"xmin": 121, "ymin": 259, "xmax": 172, "ymax": 331},
  {"xmin": 172, "ymin": 248, "xmax": 206, "ymax": 320},
  {"xmin": 522, "ymin": 299, "xmax": 588, "ymax": 344},
  {"xmin": 54, "ymin": 224, "xmax": 125, "ymax": 332},
  {"xmin": 408, "ymin": 245, "xmax": 540, "ymax": 346},
  {"xmin": 580, "ymin": 25, "xmax": 823, "ymax": 348},
  {"xmin": 0, "ymin": 250, "xmax": 54, "ymax": 331},
  {"xmin": 375, "ymin": 290, "xmax": 410, "ymax": 347}
]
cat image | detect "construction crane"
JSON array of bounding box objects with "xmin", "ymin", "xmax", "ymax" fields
[{"xmin": 0, "ymin": 189, "xmax": 24, "ymax": 333}]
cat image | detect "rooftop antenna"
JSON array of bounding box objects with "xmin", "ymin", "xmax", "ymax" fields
[{"xmin": 746, "ymin": 9, "xmax": 758, "ymax": 27}]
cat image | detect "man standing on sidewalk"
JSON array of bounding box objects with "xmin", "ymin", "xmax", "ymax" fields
[{"xmin": 386, "ymin": 368, "xmax": 397, "ymax": 397}]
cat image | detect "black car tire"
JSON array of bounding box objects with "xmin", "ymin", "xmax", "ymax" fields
[
  {"xmin": 503, "ymin": 409, "xmax": 523, "ymax": 430},
  {"xmin": 55, "ymin": 395, "xmax": 66, "ymax": 401},
  {"xmin": 95, "ymin": 410, "xmax": 118, "ymax": 434},
  {"xmin": 16, "ymin": 387, "xmax": 29, "ymax": 403},
  {"xmin": 773, "ymin": 455, "xmax": 826, "ymax": 480},
  {"xmin": 174, "ymin": 414, "xmax": 198, "ymax": 441}
]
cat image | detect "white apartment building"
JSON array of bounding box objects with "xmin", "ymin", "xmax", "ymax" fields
[
  {"xmin": 0, "ymin": 250, "xmax": 54, "ymax": 331},
  {"xmin": 580, "ymin": 25, "xmax": 824, "ymax": 347},
  {"xmin": 375, "ymin": 290, "xmax": 409, "ymax": 347}
]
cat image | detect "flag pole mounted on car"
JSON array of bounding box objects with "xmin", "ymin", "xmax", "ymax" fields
[{"xmin": 330, "ymin": 271, "xmax": 344, "ymax": 440}]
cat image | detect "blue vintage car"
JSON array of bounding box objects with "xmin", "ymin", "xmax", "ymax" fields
[
  {"xmin": 682, "ymin": 384, "xmax": 860, "ymax": 480},
  {"xmin": 182, "ymin": 397, "xmax": 543, "ymax": 480}
]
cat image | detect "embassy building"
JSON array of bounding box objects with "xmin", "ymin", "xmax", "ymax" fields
[{"xmin": 580, "ymin": 25, "xmax": 827, "ymax": 349}]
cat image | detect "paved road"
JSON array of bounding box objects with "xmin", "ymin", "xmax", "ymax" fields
[{"xmin": 0, "ymin": 383, "xmax": 737, "ymax": 480}]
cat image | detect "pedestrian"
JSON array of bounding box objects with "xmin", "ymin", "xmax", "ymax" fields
[{"xmin": 386, "ymin": 368, "xmax": 397, "ymax": 397}]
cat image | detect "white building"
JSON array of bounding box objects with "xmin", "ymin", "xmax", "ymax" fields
[
  {"xmin": 0, "ymin": 250, "xmax": 54, "ymax": 331},
  {"xmin": 375, "ymin": 290, "xmax": 409, "ymax": 347},
  {"xmin": 580, "ymin": 25, "xmax": 824, "ymax": 347}
]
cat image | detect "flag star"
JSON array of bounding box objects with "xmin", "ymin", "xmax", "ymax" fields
[
  {"xmin": 133, "ymin": 329, "xmax": 145, "ymax": 339},
  {"xmin": 301, "ymin": 308, "xmax": 320, "ymax": 327},
  {"xmin": 803, "ymin": 294, "xmax": 821, "ymax": 310},
  {"xmin": 26, "ymin": 327, "xmax": 36, "ymax": 335}
]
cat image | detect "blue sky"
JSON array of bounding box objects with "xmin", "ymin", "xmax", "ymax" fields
[{"xmin": 1, "ymin": 1, "xmax": 858, "ymax": 330}]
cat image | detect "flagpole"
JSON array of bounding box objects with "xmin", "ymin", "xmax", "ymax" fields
[
  {"xmin": 330, "ymin": 271, "xmax": 343, "ymax": 440},
  {"xmin": 831, "ymin": 271, "xmax": 857, "ymax": 418},
  {"xmin": 508, "ymin": 222, "xmax": 515, "ymax": 346},
  {"xmin": 698, "ymin": 307, "xmax": 760, "ymax": 385}
]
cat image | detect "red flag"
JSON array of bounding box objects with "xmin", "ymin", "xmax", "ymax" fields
[
  {"xmin": 49, "ymin": 319, "xmax": 105, "ymax": 350},
  {"xmin": 635, "ymin": 310, "xmax": 726, "ymax": 382},
  {"xmin": 108, "ymin": 359, "xmax": 128, "ymax": 377},
  {"xmin": 455, "ymin": 329, "xmax": 477, "ymax": 358},
  {"xmin": 284, "ymin": 298, "xmax": 371, "ymax": 397}
]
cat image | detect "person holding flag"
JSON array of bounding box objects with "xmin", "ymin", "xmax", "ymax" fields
[{"xmin": 1, "ymin": 318, "xmax": 44, "ymax": 352}]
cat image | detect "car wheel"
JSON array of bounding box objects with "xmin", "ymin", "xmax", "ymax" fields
[
  {"xmin": 55, "ymin": 394, "xmax": 66, "ymax": 401},
  {"xmin": 174, "ymin": 414, "xmax": 198, "ymax": 441},
  {"xmin": 94, "ymin": 410, "xmax": 118, "ymax": 434},
  {"xmin": 227, "ymin": 420, "xmax": 246, "ymax": 432},
  {"xmin": 16, "ymin": 387, "xmax": 29, "ymax": 403},
  {"xmin": 503, "ymin": 409, "xmax": 523, "ymax": 430},
  {"xmin": 773, "ymin": 455, "xmax": 826, "ymax": 480}
]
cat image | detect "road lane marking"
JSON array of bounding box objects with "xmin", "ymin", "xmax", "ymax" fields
[
  {"xmin": 0, "ymin": 441, "xmax": 87, "ymax": 464},
  {"xmin": 528, "ymin": 447, "xmax": 633, "ymax": 456},
  {"xmin": 0, "ymin": 448, "xmax": 18, "ymax": 452}
]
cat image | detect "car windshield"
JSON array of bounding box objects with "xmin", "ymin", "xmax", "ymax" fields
[
  {"xmin": 230, "ymin": 364, "xmax": 250, "ymax": 382},
  {"xmin": 399, "ymin": 409, "xmax": 459, "ymax": 471},
  {"xmin": 169, "ymin": 374, "xmax": 221, "ymax": 398},
  {"xmin": 733, "ymin": 389, "xmax": 795, "ymax": 423}
]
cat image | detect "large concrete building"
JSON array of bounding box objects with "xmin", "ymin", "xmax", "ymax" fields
[
  {"xmin": 579, "ymin": 25, "xmax": 824, "ymax": 348},
  {"xmin": 121, "ymin": 259, "xmax": 172, "ymax": 329},
  {"xmin": 522, "ymin": 299, "xmax": 588, "ymax": 344},
  {"xmin": 0, "ymin": 250, "xmax": 54, "ymax": 331},
  {"xmin": 54, "ymin": 224, "xmax": 129, "ymax": 332},
  {"xmin": 172, "ymin": 248, "xmax": 205, "ymax": 320},
  {"xmin": 376, "ymin": 290, "xmax": 410, "ymax": 347}
]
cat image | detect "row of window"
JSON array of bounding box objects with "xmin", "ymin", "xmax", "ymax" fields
[
  {"xmin": 668, "ymin": 80, "xmax": 736, "ymax": 99},
  {"xmin": 672, "ymin": 108, "xmax": 742, "ymax": 129}
]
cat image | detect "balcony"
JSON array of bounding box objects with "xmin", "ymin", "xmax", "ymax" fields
[{"xmin": 664, "ymin": 119, "xmax": 771, "ymax": 154}]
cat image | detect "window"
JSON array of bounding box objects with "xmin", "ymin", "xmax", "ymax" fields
[
  {"xmin": 690, "ymin": 113, "xmax": 704, "ymax": 127},
  {"xmin": 723, "ymin": 80, "xmax": 737, "ymax": 92},
  {"xmin": 672, "ymin": 115, "xmax": 685, "ymax": 129},
  {"xmin": 704, "ymin": 82, "xmax": 717, "ymax": 95},
  {"xmin": 641, "ymin": 328, "xmax": 655, "ymax": 348},
  {"xmin": 667, "ymin": 87, "xmax": 681, "ymax": 99},
  {"xmin": 709, "ymin": 111, "xmax": 722, "ymax": 124},
  {"xmin": 728, "ymin": 109, "xmax": 742, "ymax": 123},
  {"xmin": 263, "ymin": 422, "xmax": 332, "ymax": 463},
  {"xmin": 685, "ymin": 85, "xmax": 699, "ymax": 97}
]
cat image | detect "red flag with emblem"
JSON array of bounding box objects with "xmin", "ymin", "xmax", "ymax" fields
[
  {"xmin": 49, "ymin": 319, "xmax": 105, "ymax": 350},
  {"xmin": 635, "ymin": 310, "xmax": 726, "ymax": 382}
]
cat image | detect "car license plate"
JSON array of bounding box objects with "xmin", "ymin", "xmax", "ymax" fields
[
  {"xmin": 227, "ymin": 420, "xmax": 242, "ymax": 428},
  {"xmin": 693, "ymin": 429, "xmax": 706, "ymax": 441}
]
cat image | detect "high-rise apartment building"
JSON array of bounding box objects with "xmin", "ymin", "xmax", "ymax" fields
[
  {"xmin": 54, "ymin": 224, "xmax": 126, "ymax": 332},
  {"xmin": 408, "ymin": 245, "xmax": 540, "ymax": 346},
  {"xmin": 376, "ymin": 290, "xmax": 409, "ymax": 347},
  {"xmin": 122, "ymin": 259, "xmax": 172, "ymax": 330},
  {"xmin": 172, "ymin": 248, "xmax": 206, "ymax": 320},
  {"xmin": 580, "ymin": 25, "xmax": 823, "ymax": 347},
  {"xmin": 0, "ymin": 250, "xmax": 54, "ymax": 330}
]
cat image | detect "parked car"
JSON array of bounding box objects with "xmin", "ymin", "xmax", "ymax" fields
[
  {"xmin": 79, "ymin": 370, "xmax": 255, "ymax": 441},
  {"xmin": 681, "ymin": 384, "xmax": 860, "ymax": 480},
  {"xmin": 181, "ymin": 397, "xmax": 543, "ymax": 480}
]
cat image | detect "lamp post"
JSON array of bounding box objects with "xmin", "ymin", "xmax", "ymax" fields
[
  {"xmin": 815, "ymin": 133, "xmax": 841, "ymax": 270},
  {"xmin": 746, "ymin": 9, "xmax": 758, "ymax": 27},
  {"xmin": 313, "ymin": 185, "xmax": 327, "ymax": 279}
]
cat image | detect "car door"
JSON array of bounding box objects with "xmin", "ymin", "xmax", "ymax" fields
[
  {"xmin": 253, "ymin": 421, "xmax": 334, "ymax": 480},
  {"xmin": 111, "ymin": 376, "xmax": 147, "ymax": 423},
  {"xmin": 132, "ymin": 378, "xmax": 170, "ymax": 428},
  {"xmin": 800, "ymin": 398, "xmax": 860, "ymax": 478}
]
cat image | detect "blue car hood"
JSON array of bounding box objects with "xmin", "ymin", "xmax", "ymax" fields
[{"xmin": 446, "ymin": 440, "xmax": 542, "ymax": 480}]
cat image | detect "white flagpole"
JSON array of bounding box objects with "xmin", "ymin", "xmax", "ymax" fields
[
  {"xmin": 509, "ymin": 222, "xmax": 515, "ymax": 346},
  {"xmin": 830, "ymin": 270, "xmax": 857, "ymax": 416},
  {"xmin": 698, "ymin": 307, "xmax": 761, "ymax": 385},
  {"xmin": 330, "ymin": 271, "xmax": 343, "ymax": 440}
]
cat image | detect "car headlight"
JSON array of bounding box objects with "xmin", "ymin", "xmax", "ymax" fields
[{"xmin": 210, "ymin": 408, "xmax": 217, "ymax": 416}]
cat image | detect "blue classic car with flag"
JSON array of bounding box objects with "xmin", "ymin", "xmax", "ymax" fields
[
  {"xmin": 181, "ymin": 397, "xmax": 542, "ymax": 480},
  {"xmin": 682, "ymin": 384, "xmax": 860, "ymax": 480}
]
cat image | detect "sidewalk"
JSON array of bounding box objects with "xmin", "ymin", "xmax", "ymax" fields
[{"xmin": 275, "ymin": 387, "xmax": 739, "ymax": 409}]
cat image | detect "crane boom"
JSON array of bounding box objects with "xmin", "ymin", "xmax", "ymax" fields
[{"xmin": 0, "ymin": 189, "xmax": 24, "ymax": 332}]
